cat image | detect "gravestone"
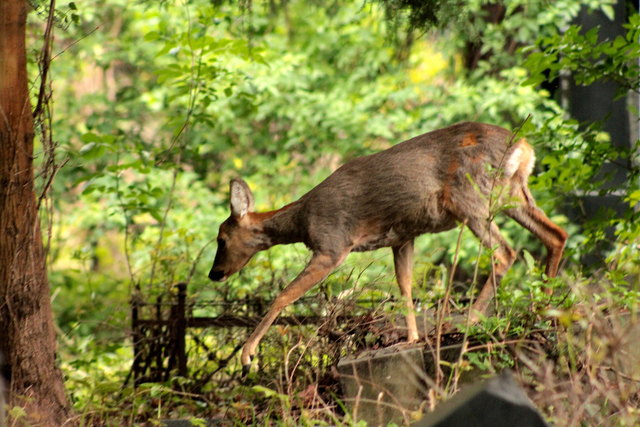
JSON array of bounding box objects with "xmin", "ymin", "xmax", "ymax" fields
[
  {"xmin": 413, "ymin": 370, "xmax": 548, "ymax": 427},
  {"xmin": 162, "ymin": 417, "xmax": 223, "ymax": 426},
  {"xmin": 614, "ymin": 312, "xmax": 640, "ymax": 382},
  {"xmin": 337, "ymin": 345, "xmax": 427, "ymax": 426}
]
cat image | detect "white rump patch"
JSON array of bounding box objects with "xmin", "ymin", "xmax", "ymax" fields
[{"xmin": 504, "ymin": 144, "xmax": 535, "ymax": 178}]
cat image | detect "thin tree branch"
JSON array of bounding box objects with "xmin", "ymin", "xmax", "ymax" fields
[{"xmin": 33, "ymin": 0, "xmax": 56, "ymax": 119}]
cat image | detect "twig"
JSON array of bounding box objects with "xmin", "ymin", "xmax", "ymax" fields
[
  {"xmin": 51, "ymin": 25, "xmax": 101, "ymax": 62},
  {"xmin": 32, "ymin": 0, "xmax": 56, "ymax": 119},
  {"xmin": 434, "ymin": 221, "xmax": 466, "ymax": 388}
]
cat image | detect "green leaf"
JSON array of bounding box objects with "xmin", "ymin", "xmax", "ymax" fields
[
  {"xmin": 626, "ymin": 189, "xmax": 640, "ymax": 207},
  {"xmin": 585, "ymin": 27, "xmax": 599, "ymax": 45},
  {"xmin": 252, "ymin": 385, "xmax": 281, "ymax": 398},
  {"xmin": 522, "ymin": 250, "xmax": 536, "ymax": 272},
  {"xmin": 94, "ymin": 381, "xmax": 122, "ymax": 394},
  {"xmin": 72, "ymin": 172, "xmax": 102, "ymax": 186},
  {"xmin": 609, "ymin": 36, "xmax": 623, "ymax": 50},
  {"xmin": 8, "ymin": 406, "xmax": 27, "ymax": 420},
  {"xmin": 80, "ymin": 132, "xmax": 101, "ymax": 143},
  {"xmin": 188, "ymin": 419, "xmax": 208, "ymax": 427},
  {"xmin": 79, "ymin": 142, "xmax": 106, "ymax": 160},
  {"xmin": 601, "ymin": 4, "xmax": 615, "ymax": 21},
  {"xmin": 149, "ymin": 208, "xmax": 164, "ymax": 223},
  {"xmin": 144, "ymin": 31, "xmax": 160, "ymax": 42}
]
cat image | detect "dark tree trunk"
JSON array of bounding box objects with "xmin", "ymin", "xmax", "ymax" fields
[
  {"xmin": 462, "ymin": 3, "xmax": 519, "ymax": 72},
  {"xmin": 0, "ymin": 0, "xmax": 71, "ymax": 424}
]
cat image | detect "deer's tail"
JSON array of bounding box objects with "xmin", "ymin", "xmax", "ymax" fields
[
  {"xmin": 504, "ymin": 138, "xmax": 535, "ymax": 180},
  {"xmin": 504, "ymin": 138, "xmax": 536, "ymax": 205}
]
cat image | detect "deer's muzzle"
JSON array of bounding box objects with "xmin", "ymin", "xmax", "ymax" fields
[{"xmin": 208, "ymin": 269, "xmax": 226, "ymax": 282}]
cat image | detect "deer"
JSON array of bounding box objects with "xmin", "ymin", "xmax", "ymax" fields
[{"xmin": 208, "ymin": 121, "xmax": 568, "ymax": 375}]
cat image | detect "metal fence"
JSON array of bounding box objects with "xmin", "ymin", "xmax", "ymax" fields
[{"xmin": 130, "ymin": 283, "xmax": 383, "ymax": 384}]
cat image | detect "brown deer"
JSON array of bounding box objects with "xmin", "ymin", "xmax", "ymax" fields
[{"xmin": 208, "ymin": 122, "xmax": 568, "ymax": 374}]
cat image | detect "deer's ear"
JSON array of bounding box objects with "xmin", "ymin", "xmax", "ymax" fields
[{"xmin": 230, "ymin": 178, "xmax": 254, "ymax": 219}]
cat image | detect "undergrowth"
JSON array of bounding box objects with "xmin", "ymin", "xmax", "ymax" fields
[{"xmin": 52, "ymin": 250, "xmax": 640, "ymax": 426}]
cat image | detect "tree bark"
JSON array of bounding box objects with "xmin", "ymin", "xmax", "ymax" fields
[{"xmin": 0, "ymin": 0, "xmax": 71, "ymax": 424}]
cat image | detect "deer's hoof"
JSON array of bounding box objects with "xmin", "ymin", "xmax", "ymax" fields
[
  {"xmin": 241, "ymin": 363, "xmax": 251, "ymax": 378},
  {"xmin": 241, "ymin": 354, "xmax": 255, "ymax": 378}
]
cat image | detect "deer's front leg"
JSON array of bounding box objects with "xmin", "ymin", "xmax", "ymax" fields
[
  {"xmin": 241, "ymin": 252, "xmax": 347, "ymax": 375},
  {"xmin": 393, "ymin": 240, "xmax": 419, "ymax": 342}
]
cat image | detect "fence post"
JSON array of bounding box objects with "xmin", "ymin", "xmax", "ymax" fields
[{"xmin": 175, "ymin": 283, "xmax": 188, "ymax": 377}]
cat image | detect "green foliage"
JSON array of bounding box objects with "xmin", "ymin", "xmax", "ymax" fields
[
  {"xmin": 521, "ymin": 12, "xmax": 640, "ymax": 263},
  {"xmin": 376, "ymin": 0, "xmax": 617, "ymax": 65},
  {"xmin": 524, "ymin": 13, "xmax": 640, "ymax": 94},
  {"xmin": 19, "ymin": 0, "xmax": 640, "ymax": 424}
]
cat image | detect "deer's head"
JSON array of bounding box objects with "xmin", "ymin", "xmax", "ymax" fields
[{"xmin": 208, "ymin": 178, "xmax": 264, "ymax": 282}]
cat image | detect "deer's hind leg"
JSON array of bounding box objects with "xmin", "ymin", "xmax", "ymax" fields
[
  {"xmin": 392, "ymin": 240, "xmax": 419, "ymax": 342},
  {"xmin": 465, "ymin": 218, "xmax": 517, "ymax": 321},
  {"xmin": 505, "ymin": 202, "xmax": 568, "ymax": 281}
]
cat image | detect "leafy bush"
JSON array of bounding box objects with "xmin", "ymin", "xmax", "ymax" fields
[{"xmin": 22, "ymin": 0, "xmax": 640, "ymax": 424}]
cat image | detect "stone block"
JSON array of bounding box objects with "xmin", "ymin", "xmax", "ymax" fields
[
  {"xmin": 615, "ymin": 312, "xmax": 640, "ymax": 382},
  {"xmin": 413, "ymin": 370, "xmax": 548, "ymax": 427},
  {"xmin": 337, "ymin": 345, "xmax": 427, "ymax": 426},
  {"xmin": 162, "ymin": 418, "xmax": 222, "ymax": 426}
]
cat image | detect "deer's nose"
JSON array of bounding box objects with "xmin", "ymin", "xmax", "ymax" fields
[{"xmin": 208, "ymin": 269, "xmax": 226, "ymax": 282}]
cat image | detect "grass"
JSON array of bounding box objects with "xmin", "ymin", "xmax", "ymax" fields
[{"xmin": 46, "ymin": 257, "xmax": 639, "ymax": 426}]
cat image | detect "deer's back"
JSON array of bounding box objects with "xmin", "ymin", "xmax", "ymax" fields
[{"xmin": 298, "ymin": 122, "xmax": 519, "ymax": 254}]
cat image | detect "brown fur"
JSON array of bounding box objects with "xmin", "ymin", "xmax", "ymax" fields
[
  {"xmin": 460, "ymin": 132, "xmax": 479, "ymax": 147},
  {"xmin": 208, "ymin": 121, "xmax": 568, "ymax": 371}
]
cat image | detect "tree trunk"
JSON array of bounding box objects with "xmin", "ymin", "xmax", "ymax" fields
[{"xmin": 0, "ymin": 0, "xmax": 71, "ymax": 424}]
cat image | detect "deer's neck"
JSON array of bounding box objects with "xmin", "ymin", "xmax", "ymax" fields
[{"xmin": 251, "ymin": 201, "xmax": 305, "ymax": 247}]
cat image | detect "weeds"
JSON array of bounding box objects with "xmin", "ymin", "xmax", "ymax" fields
[{"xmin": 51, "ymin": 253, "xmax": 638, "ymax": 426}]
